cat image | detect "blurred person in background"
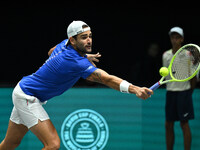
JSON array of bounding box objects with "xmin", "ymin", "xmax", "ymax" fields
[{"xmin": 130, "ymin": 42, "xmax": 162, "ymax": 87}]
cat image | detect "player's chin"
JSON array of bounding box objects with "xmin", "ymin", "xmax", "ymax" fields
[{"xmin": 85, "ymin": 47, "xmax": 92, "ymax": 53}]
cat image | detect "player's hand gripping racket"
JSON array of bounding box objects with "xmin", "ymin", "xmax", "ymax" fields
[{"xmin": 150, "ymin": 43, "xmax": 200, "ymax": 91}]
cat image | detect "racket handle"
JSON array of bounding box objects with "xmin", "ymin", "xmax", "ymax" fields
[{"xmin": 149, "ymin": 82, "xmax": 160, "ymax": 91}]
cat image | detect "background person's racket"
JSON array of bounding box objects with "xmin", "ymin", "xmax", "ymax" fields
[{"xmin": 150, "ymin": 43, "xmax": 200, "ymax": 91}]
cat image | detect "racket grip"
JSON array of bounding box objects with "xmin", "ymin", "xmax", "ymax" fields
[{"xmin": 149, "ymin": 82, "xmax": 160, "ymax": 91}]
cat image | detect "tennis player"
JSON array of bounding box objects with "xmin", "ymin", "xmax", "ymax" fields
[
  {"xmin": 163, "ymin": 27, "xmax": 196, "ymax": 150},
  {"xmin": 0, "ymin": 20, "xmax": 153, "ymax": 150}
]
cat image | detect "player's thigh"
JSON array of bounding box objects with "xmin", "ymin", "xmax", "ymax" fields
[
  {"xmin": 30, "ymin": 119, "xmax": 60, "ymax": 147},
  {"xmin": 2, "ymin": 120, "xmax": 28, "ymax": 147},
  {"xmin": 165, "ymin": 91, "xmax": 178, "ymax": 121},
  {"xmin": 177, "ymin": 90, "xmax": 194, "ymax": 120}
]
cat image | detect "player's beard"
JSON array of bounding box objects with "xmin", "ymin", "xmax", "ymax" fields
[{"xmin": 76, "ymin": 43, "xmax": 92, "ymax": 55}]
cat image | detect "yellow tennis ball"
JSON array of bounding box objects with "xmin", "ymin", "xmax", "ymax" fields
[{"xmin": 159, "ymin": 67, "xmax": 169, "ymax": 77}]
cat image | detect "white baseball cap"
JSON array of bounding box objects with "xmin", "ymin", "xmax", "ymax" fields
[
  {"xmin": 67, "ymin": 20, "xmax": 91, "ymax": 38},
  {"xmin": 169, "ymin": 27, "xmax": 184, "ymax": 37}
]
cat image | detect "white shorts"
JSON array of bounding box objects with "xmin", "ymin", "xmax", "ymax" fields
[{"xmin": 10, "ymin": 83, "xmax": 49, "ymax": 129}]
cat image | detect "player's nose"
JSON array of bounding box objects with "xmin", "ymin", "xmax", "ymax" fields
[{"xmin": 87, "ymin": 39, "xmax": 92, "ymax": 45}]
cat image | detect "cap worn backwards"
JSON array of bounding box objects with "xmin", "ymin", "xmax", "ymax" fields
[{"xmin": 67, "ymin": 21, "xmax": 91, "ymax": 38}]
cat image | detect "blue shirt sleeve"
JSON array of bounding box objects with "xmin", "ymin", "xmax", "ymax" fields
[{"xmin": 79, "ymin": 59, "xmax": 97, "ymax": 79}]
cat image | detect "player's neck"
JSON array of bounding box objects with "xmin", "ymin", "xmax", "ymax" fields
[
  {"xmin": 172, "ymin": 45, "xmax": 181, "ymax": 54},
  {"xmin": 71, "ymin": 45, "xmax": 85, "ymax": 57},
  {"xmin": 76, "ymin": 50, "xmax": 86, "ymax": 57}
]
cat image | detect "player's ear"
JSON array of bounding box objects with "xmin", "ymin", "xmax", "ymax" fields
[{"xmin": 69, "ymin": 37, "xmax": 76, "ymax": 45}]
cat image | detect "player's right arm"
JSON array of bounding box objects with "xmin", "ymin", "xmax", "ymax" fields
[{"xmin": 86, "ymin": 69, "xmax": 153, "ymax": 100}]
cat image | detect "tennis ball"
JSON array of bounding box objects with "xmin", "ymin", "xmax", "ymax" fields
[{"xmin": 159, "ymin": 67, "xmax": 169, "ymax": 77}]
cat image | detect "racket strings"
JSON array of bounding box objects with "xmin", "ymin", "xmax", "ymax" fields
[{"xmin": 171, "ymin": 46, "xmax": 200, "ymax": 80}]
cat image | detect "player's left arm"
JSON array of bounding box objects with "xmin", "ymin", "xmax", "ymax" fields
[
  {"xmin": 48, "ymin": 45, "xmax": 57, "ymax": 56},
  {"xmin": 86, "ymin": 69, "xmax": 153, "ymax": 100},
  {"xmin": 86, "ymin": 52, "xmax": 101, "ymax": 67}
]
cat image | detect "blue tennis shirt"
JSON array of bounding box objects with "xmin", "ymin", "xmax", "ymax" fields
[{"xmin": 19, "ymin": 39, "xmax": 97, "ymax": 102}]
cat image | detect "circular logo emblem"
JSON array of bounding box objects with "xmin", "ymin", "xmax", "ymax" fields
[{"xmin": 61, "ymin": 109, "xmax": 109, "ymax": 150}]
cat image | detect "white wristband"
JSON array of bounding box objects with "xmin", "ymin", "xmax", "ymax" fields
[{"xmin": 120, "ymin": 80, "xmax": 131, "ymax": 93}]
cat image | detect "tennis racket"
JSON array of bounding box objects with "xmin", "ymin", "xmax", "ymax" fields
[{"xmin": 150, "ymin": 43, "xmax": 200, "ymax": 91}]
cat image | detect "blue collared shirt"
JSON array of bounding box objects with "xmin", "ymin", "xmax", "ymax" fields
[{"xmin": 19, "ymin": 39, "xmax": 97, "ymax": 102}]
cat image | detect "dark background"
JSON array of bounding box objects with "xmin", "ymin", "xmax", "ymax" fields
[{"xmin": 1, "ymin": 2, "xmax": 200, "ymax": 87}]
